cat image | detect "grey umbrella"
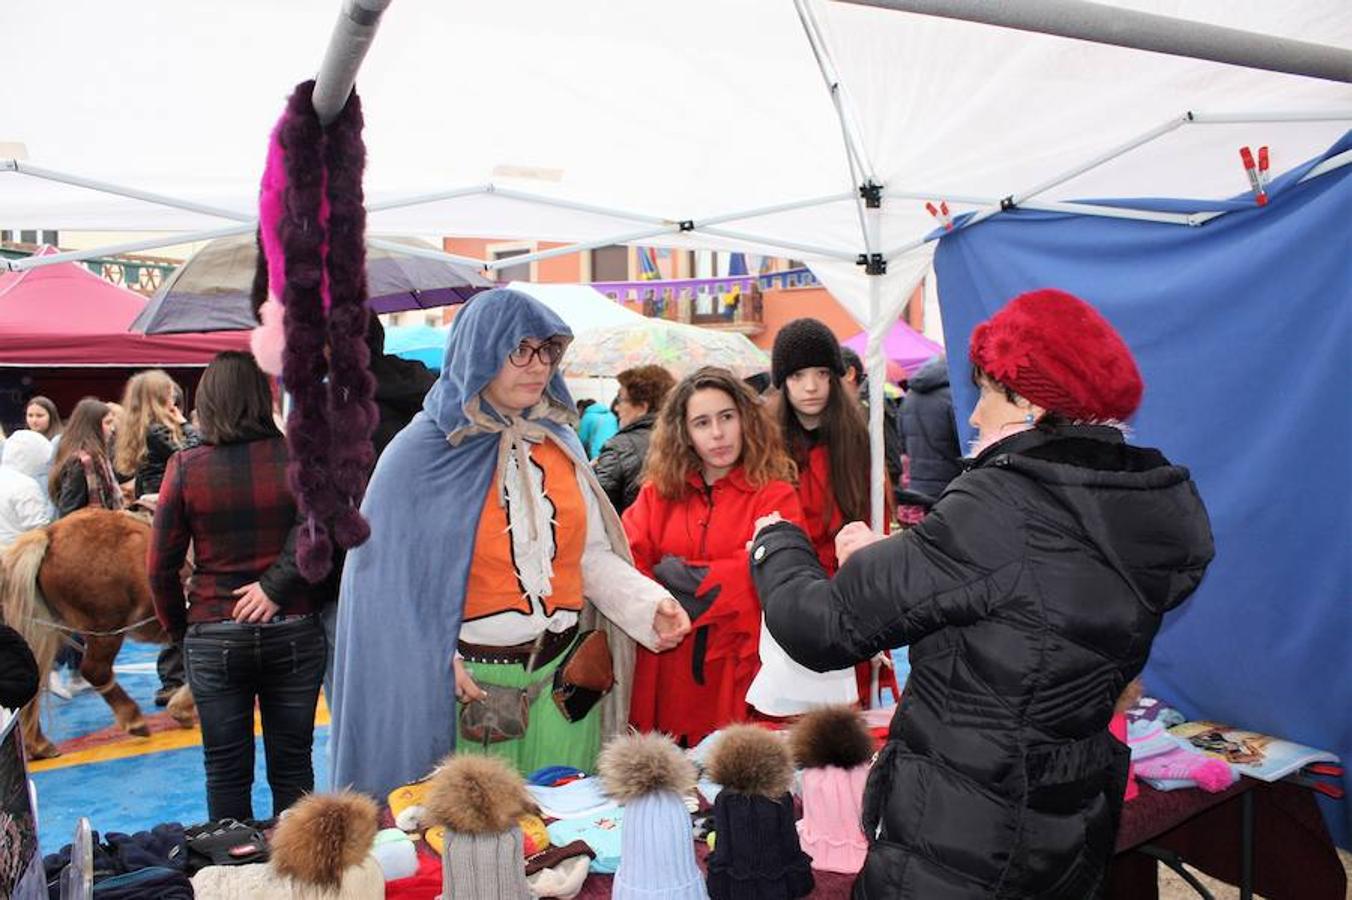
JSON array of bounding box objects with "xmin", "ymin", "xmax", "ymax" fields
[{"xmin": 130, "ymin": 233, "xmax": 493, "ymax": 334}]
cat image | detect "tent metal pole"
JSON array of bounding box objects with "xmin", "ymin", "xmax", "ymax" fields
[
  {"xmin": 1299, "ymin": 148, "xmax": 1352, "ymax": 183},
  {"xmin": 488, "ymin": 187, "xmax": 670, "ymax": 226},
  {"xmin": 836, "ymin": 0, "xmax": 1352, "ymax": 83},
  {"xmin": 885, "ymin": 189, "xmax": 1001, "ymax": 206},
  {"xmin": 695, "ymin": 192, "xmax": 857, "ymax": 228},
  {"xmin": 1188, "ymin": 110, "xmax": 1352, "ymax": 124},
  {"xmin": 793, "ymin": 0, "xmax": 878, "ymax": 183},
  {"xmin": 696, "ymin": 227, "xmax": 860, "ymax": 263},
  {"xmin": 865, "ymin": 206, "xmax": 886, "ymax": 534},
  {"xmin": 9, "ymin": 161, "xmax": 253, "ymax": 223},
  {"xmin": 312, "ymin": 0, "xmax": 394, "ymax": 126},
  {"xmin": 963, "ymin": 113, "xmax": 1192, "ymax": 229},
  {"xmin": 364, "ymin": 238, "xmax": 487, "ymax": 269},
  {"xmin": 4, "ymin": 225, "xmax": 255, "ymax": 272},
  {"xmin": 1019, "ymin": 200, "xmax": 1197, "ymax": 226},
  {"xmin": 366, "ymin": 184, "xmax": 494, "ymax": 212},
  {"xmin": 482, "ymin": 225, "xmax": 683, "ymax": 271}
]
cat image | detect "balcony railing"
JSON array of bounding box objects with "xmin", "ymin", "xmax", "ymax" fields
[{"xmin": 590, "ymin": 267, "xmax": 819, "ymax": 332}]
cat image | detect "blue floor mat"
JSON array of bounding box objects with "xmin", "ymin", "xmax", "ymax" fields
[{"xmin": 31, "ymin": 641, "xmax": 331, "ymax": 856}]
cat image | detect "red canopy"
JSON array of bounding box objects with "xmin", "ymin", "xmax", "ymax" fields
[{"xmin": 0, "ymin": 248, "xmax": 249, "ymax": 367}]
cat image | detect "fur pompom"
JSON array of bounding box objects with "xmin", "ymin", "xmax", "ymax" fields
[
  {"xmin": 598, "ymin": 732, "xmax": 697, "ymax": 804},
  {"xmin": 250, "ymin": 297, "xmax": 287, "ymax": 376},
  {"xmin": 707, "ymin": 725, "xmax": 794, "ymax": 798},
  {"xmin": 788, "ymin": 706, "xmax": 874, "ymax": 771},
  {"xmin": 331, "ymin": 504, "xmax": 370, "ymax": 550},
  {"xmin": 270, "ymin": 790, "xmax": 378, "ymax": 888},
  {"xmin": 424, "ymin": 754, "xmax": 534, "ymax": 834}
]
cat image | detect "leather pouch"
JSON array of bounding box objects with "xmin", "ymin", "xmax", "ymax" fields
[
  {"xmin": 459, "ymin": 681, "xmax": 544, "ymax": 746},
  {"xmin": 551, "ymin": 630, "xmax": 614, "ymax": 722}
]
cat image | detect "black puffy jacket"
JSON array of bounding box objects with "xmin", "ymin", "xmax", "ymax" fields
[
  {"xmin": 899, "ymin": 355, "xmax": 962, "ymax": 501},
  {"xmin": 751, "ymin": 425, "xmax": 1214, "ymax": 899},
  {"xmin": 592, "ymin": 414, "xmax": 656, "ymax": 514}
]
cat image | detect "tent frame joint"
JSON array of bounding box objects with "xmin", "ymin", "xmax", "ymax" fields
[
  {"xmin": 859, "ymin": 180, "xmax": 884, "ymax": 209},
  {"xmin": 678, "ymin": 220, "xmax": 695, "ymax": 232},
  {"xmin": 857, "ymin": 252, "xmax": 887, "ymax": 276},
  {"xmin": 1000, "ymin": 195, "xmax": 1018, "ymax": 211}
]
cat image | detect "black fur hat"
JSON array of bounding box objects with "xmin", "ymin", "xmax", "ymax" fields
[{"xmin": 771, "ymin": 318, "xmax": 845, "ymax": 388}]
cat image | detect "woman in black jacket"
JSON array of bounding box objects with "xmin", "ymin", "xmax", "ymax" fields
[
  {"xmin": 749, "ymin": 289, "xmax": 1214, "ymax": 899},
  {"xmin": 593, "ymin": 364, "xmax": 675, "ymax": 514}
]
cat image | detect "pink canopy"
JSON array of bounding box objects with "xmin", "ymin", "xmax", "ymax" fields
[
  {"xmin": 0, "ymin": 247, "xmax": 248, "ymax": 367},
  {"xmin": 842, "ymin": 318, "xmax": 943, "ymax": 382}
]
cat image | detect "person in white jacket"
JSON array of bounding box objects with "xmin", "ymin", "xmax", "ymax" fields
[{"xmin": 0, "ymin": 430, "xmax": 53, "ymax": 549}]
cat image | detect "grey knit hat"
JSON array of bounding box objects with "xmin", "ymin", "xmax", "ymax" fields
[
  {"xmin": 443, "ymin": 829, "xmax": 532, "ymax": 900},
  {"xmin": 424, "ymin": 754, "xmax": 535, "ymax": 900}
]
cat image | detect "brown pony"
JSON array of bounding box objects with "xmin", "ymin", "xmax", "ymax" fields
[{"xmin": 1, "ymin": 508, "xmax": 194, "ymax": 759}]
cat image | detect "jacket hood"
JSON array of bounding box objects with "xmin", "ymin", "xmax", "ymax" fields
[
  {"xmin": 980, "ymin": 425, "xmax": 1214, "ymax": 615},
  {"xmin": 1, "ymin": 431, "xmax": 52, "ymax": 478},
  {"xmin": 614, "ymin": 413, "xmax": 656, "ymax": 436},
  {"xmin": 907, "ymin": 355, "xmax": 949, "ymax": 393},
  {"xmin": 422, "ymin": 288, "xmax": 576, "ymax": 435}
]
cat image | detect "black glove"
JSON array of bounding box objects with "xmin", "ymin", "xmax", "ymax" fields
[{"xmin": 652, "ymin": 555, "xmax": 720, "ymax": 624}]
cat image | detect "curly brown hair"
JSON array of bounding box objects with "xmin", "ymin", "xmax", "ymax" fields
[
  {"xmin": 644, "ymin": 367, "xmax": 796, "ymax": 499},
  {"xmin": 616, "ymin": 364, "xmax": 676, "ymax": 417}
]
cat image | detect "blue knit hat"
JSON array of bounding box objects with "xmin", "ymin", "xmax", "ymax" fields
[{"xmin": 599, "ymin": 733, "xmax": 707, "ymax": 900}]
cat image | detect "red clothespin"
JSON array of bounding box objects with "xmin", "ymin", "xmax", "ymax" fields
[
  {"xmin": 1257, "ymin": 145, "xmax": 1271, "ymax": 189},
  {"xmin": 1239, "ymin": 146, "xmax": 1268, "ymax": 206},
  {"xmin": 925, "ymin": 200, "xmax": 954, "ymax": 231}
]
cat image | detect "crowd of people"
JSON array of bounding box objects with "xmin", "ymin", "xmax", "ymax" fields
[{"xmin": 0, "ymin": 284, "xmax": 1214, "ymax": 898}]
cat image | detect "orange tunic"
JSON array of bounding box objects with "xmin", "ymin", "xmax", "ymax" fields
[{"xmin": 464, "ymin": 439, "xmax": 587, "ymax": 623}]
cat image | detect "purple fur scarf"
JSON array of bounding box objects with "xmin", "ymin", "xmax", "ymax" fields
[{"xmin": 260, "ymin": 81, "xmax": 378, "ymax": 581}]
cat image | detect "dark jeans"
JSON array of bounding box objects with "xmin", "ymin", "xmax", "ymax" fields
[
  {"xmin": 157, "ymin": 643, "xmax": 185, "ymax": 692},
  {"xmin": 184, "ymin": 616, "xmax": 325, "ymax": 821}
]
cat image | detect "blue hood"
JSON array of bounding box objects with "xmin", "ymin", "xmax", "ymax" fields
[{"xmin": 424, "ymin": 288, "xmax": 576, "ymax": 435}]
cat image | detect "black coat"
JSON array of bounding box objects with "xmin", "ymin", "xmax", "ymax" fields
[
  {"xmin": 899, "ymin": 355, "xmax": 962, "ymax": 501},
  {"xmin": 0, "ymin": 623, "xmax": 38, "ymax": 710},
  {"xmin": 135, "ymin": 423, "xmax": 202, "ymax": 497},
  {"xmin": 592, "ymin": 414, "xmax": 656, "ymax": 514},
  {"xmin": 751, "ymin": 426, "xmax": 1214, "ymax": 899}
]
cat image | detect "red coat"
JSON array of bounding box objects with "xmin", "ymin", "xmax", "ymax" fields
[{"xmin": 622, "ymin": 467, "xmax": 804, "ymax": 746}]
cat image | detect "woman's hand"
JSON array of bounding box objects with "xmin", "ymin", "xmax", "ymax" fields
[
  {"xmin": 453, "ymin": 656, "xmax": 487, "ymax": 703},
  {"xmin": 652, "ymin": 597, "xmax": 692, "ymax": 651},
  {"xmin": 231, "ymin": 582, "xmax": 281, "ymax": 623},
  {"xmin": 835, "ymin": 521, "xmax": 885, "ymax": 566},
  {"xmin": 751, "ymin": 511, "xmax": 784, "ymax": 544}
]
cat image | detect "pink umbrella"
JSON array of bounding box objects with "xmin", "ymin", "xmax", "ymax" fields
[{"xmin": 842, "ymin": 319, "xmax": 943, "ymax": 382}]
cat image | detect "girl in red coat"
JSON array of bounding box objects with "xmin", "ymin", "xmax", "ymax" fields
[
  {"xmin": 622, "ymin": 366, "xmax": 802, "ymax": 747},
  {"xmin": 769, "ymin": 318, "xmax": 897, "ymax": 707}
]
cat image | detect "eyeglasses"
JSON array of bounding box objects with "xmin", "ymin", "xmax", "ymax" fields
[{"xmin": 507, "ymin": 341, "xmax": 565, "ymax": 368}]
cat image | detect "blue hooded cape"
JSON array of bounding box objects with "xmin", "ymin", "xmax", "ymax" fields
[{"xmin": 328, "ymin": 288, "xmax": 587, "ymax": 799}]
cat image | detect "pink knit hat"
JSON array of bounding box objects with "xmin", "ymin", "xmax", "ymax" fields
[
  {"xmin": 798, "ymin": 765, "xmax": 870, "ymax": 873},
  {"xmin": 788, "ymin": 707, "xmax": 875, "ymax": 875}
]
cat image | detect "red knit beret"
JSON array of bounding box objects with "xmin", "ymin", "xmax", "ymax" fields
[{"xmin": 969, "ymin": 289, "xmax": 1143, "ymax": 421}]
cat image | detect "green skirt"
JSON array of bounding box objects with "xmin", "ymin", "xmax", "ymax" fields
[{"xmin": 455, "ymin": 637, "xmax": 602, "ymax": 775}]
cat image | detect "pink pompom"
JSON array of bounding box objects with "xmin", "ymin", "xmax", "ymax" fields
[
  {"xmin": 331, "ymin": 505, "xmax": 371, "ymax": 549},
  {"xmin": 1193, "ymin": 758, "xmax": 1236, "ymax": 793},
  {"xmin": 250, "ymin": 296, "xmax": 287, "ymax": 376}
]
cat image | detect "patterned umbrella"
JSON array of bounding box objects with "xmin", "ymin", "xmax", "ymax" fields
[{"xmin": 563, "ymin": 319, "xmax": 768, "ymax": 379}]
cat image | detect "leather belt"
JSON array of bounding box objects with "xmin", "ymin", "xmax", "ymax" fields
[{"xmin": 458, "ymin": 624, "xmax": 578, "ymax": 670}]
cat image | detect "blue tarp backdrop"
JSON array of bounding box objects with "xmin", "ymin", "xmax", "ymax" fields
[{"xmin": 932, "ymin": 132, "xmax": 1352, "ymax": 847}]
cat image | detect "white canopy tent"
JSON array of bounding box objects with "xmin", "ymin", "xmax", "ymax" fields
[{"xmin": 4, "ymin": 0, "xmax": 1350, "ymax": 525}]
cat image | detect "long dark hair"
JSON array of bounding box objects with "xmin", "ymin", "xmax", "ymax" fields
[
  {"xmin": 196, "ymin": 351, "xmax": 282, "ymax": 445},
  {"xmin": 773, "ymin": 371, "xmax": 871, "ymax": 527},
  {"xmin": 47, "ymin": 397, "xmax": 111, "ymax": 500}
]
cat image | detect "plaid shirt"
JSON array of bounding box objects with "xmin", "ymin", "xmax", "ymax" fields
[{"xmin": 149, "ymin": 437, "xmax": 319, "ymax": 638}]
